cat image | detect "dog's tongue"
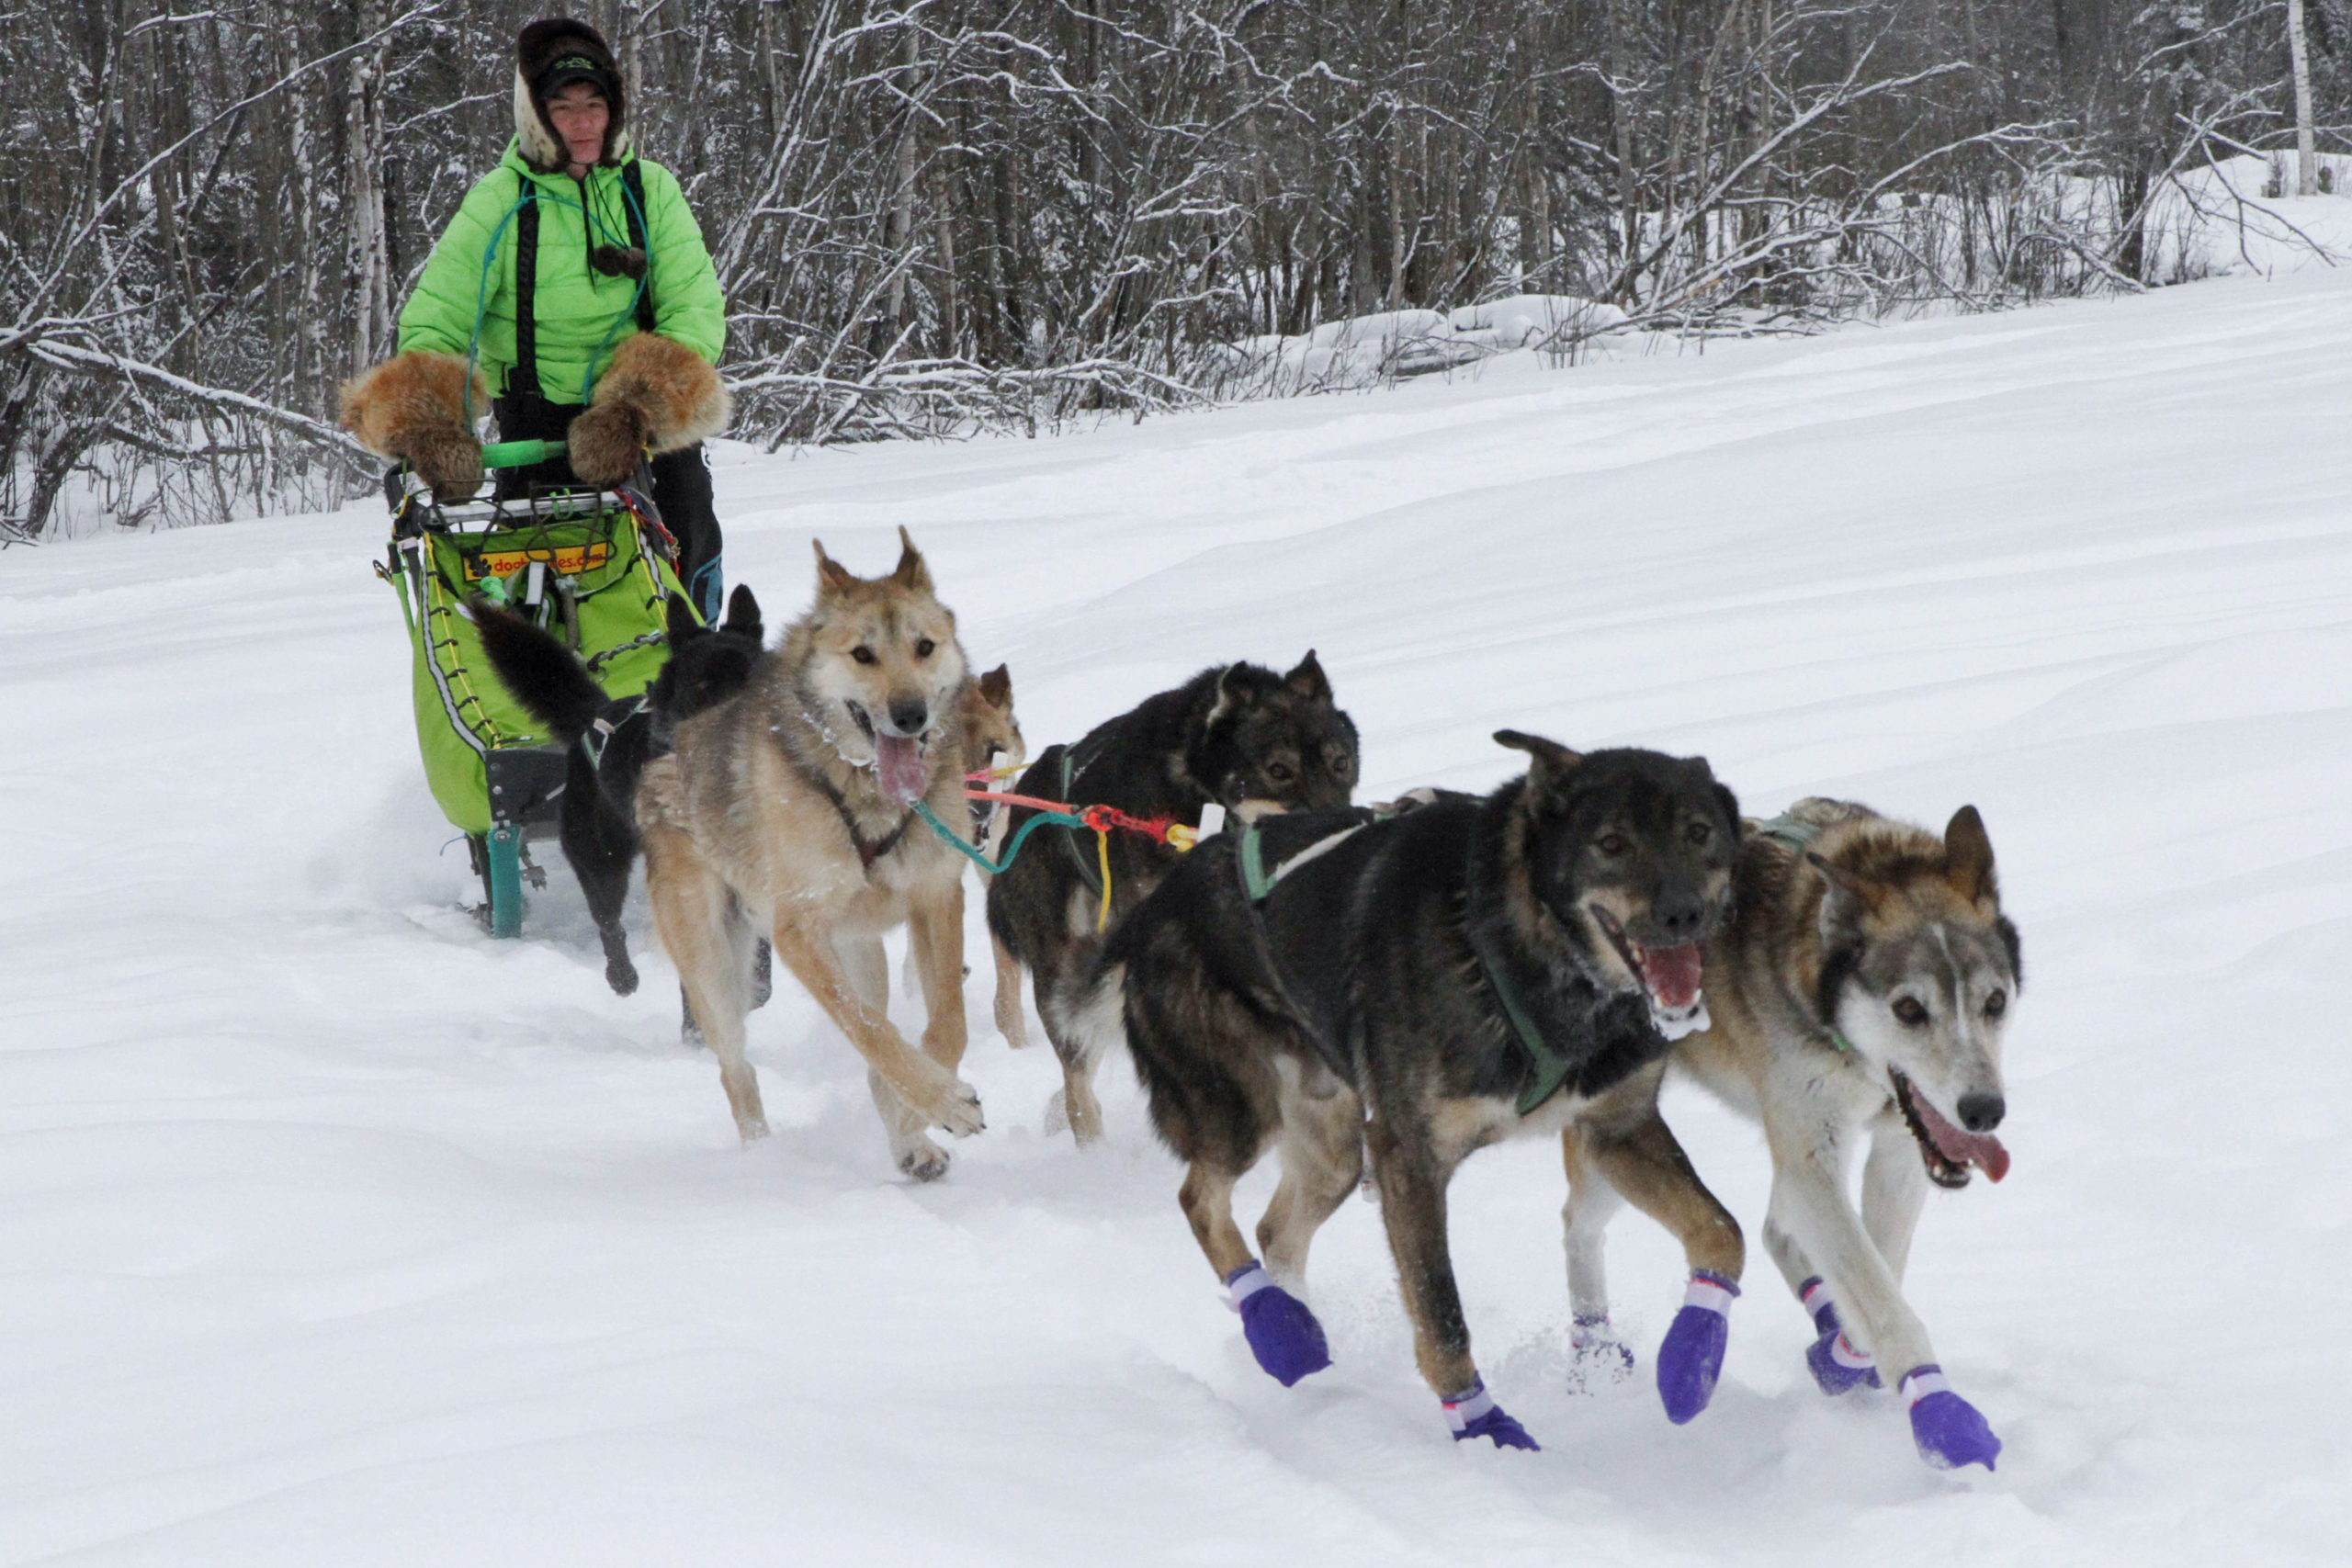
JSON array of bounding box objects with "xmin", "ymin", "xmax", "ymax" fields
[
  {"xmin": 1913, "ymin": 1091, "xmax": 2011, "ymax": 1183},
  {"xmin": 875, "ymin": 734, "xmax": 928, "ymax": 804},
  {"xmin": 1640, "ymin": 943, "xmax": 1704, "ymax": 1012}
]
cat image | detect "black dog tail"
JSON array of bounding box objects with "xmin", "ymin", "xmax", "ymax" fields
[{"xmin": 472, "ymin": 605, "xmax": 606, "ymax": 746}]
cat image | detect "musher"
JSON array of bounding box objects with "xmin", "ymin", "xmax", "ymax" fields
[{"xmin": 340, "ymin": 17, "xmax": 729, "ymax": 615}]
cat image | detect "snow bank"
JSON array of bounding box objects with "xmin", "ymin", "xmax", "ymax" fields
[
  {"xmin": 4, "ymin": 266, "xmax": 2350, "ymax": 1563},
  {"xmin": 1217, "ymin": 294, "xmax": 1631, "ymax": 391}
]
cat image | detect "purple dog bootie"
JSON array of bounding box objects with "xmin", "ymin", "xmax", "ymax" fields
[
  {"xmin": 1800, "ymin": 1277, "xmax": 1881, "ymax": 1395},
  {"xmin": 1225, "ymin": 1261, "xmax": 1331, "ymax": 1387},
  {"xmin": 1568, "ymin": 1314, "xmax": 1637, "ymax": 1389},
  {"xmin": 1901, "ymin": 1364, "xmax": 2001, "ymax": 1472},
  {"xmin": 1442, "ymin": 1378, "xmax": 1540, "ymax": 1451},
  {"xmin": 1656, "ymin": 1271, "xmax": 1737, "ymax": 1424}
]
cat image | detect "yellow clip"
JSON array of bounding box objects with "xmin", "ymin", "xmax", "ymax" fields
[
  {"xmin": 1164, "ymin": 823, "xmax": 1199, "ymax": 852},
  {"xmin": 1094, "ymin": 828, "xmax": 1114, "ymax": 931}
]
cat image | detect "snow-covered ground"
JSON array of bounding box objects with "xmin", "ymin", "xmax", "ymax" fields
[{"xmin": 5, "ymin": 265, "xmax": 2349, "ymax": 1565}]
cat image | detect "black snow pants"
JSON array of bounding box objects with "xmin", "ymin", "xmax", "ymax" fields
[{"xmin": 492, "ymin": 390, "xmax": 724, "ymax": 622}]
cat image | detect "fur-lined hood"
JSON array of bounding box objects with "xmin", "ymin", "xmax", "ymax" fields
[{"xmin": 514, "ymin": 17, "xmax": 632, "ymax": 173}]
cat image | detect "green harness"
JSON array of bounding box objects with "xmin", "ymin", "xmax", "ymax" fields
[{"xmin": 1464, "ymin": 915, "xmax": 1577, "ymax": 1115}]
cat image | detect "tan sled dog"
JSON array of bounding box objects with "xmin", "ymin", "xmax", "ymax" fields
[{"xmin": 636, "ymin": 529, "xmax": 987, "ymax": 1179}]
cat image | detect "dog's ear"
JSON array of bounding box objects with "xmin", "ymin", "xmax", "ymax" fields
[
  {"xmin": 1713, "ymin": 783, "xmax": 1742, "ymax": 837},
  {"xmin": 1283, "ymin": 649, "xmax": 1332, "ymax": 705},
  {"xmin": 1943, "ymin": 805, "xmax": 1997, "ymax": 904},
  {"xmin": 977, "ymin": 663, "xmax": 1012, "ymax": 709},
  {"xmin": 665, "ymin": 592, "xmax": 699, "ymax": 642},
  {"xmin": 724, "ymin": 583, "xmax": 763, "ymax": 639},
  {"xmin": 1806, "ymin": 850, "xmax": 1890, "ymax": 924},
  {"xmin": 1204, "ymin": 662, "xmax": 1260, "ymax": 730},
  {"xmin": 811, "ymin": 538, "xmax": 858, "ymax": 597},
  {"xmin": 1495, "ymin": 729, "xmax": 1582, "ymax": 807},
  {"xmin": 889, "ymin": 525, "xmax": 933, "ymax": 592}
]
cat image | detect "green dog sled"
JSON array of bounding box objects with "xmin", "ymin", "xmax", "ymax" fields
[{"xmin": 380, "ymin": 439, "xmax": 693, "ymax": 937}]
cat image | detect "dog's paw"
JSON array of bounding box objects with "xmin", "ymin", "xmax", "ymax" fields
[
  {"xmin": 1798, "ymin": 1280, "xmax": 1881, "ymax": 1395},
  {"xmin": 1902, "ymin": 1367, "xmax": 2000, "ymax": 1472},
  {"xmin": 1442, "ymin": 1379, "xmax": 1540, "ymax": 1451},
  {"xmin": 1227, "ymin": 1262, "xmax": 1330, "ymax": 1386},
  {"xmin": 605, "ymin": 954, "xmax": 639, "ymax": 996},
  {"xmin": 1567, "ymin": 1316, "xmax": 1637, "ymax": 1391},
  {"xmin": 905, "ymin": 1071, "xmax": 983, "ymax": 1137},
  {"xmin": 1657, "ymin": 1272, "xmax": 1737, "ymax": 1425},
  {"xmin": 897, "ymin": 1138, "xmax": 952, "ymax": 1182},
  {"xmin": 1805, "ymin": 1326, "xmax": 1881, "ymax": 1395}
]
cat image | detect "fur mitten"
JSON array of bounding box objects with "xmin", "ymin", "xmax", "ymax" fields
[
  {"xmin": 568, "ymin": 333, "xmax": 729, "ymax": 486},
  {"xmin": 339, "ymin": 351, "xmax": 487, "ymax": 501}
]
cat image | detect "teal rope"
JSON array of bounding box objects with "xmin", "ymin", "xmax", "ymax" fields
[
  {"xmin": 464, "ymin": 191, "xmax": 532, "ymax": 424},
  {"xmin": 914, "ymin": 798, "xmax": 1087, "ymax": 875},
  {"xmin": 461, "ymin": 176, "xmax": 650, "ymax": 417},
  {"xmin": 577, "ymin": 172, "xmax": 654, "ymax": 404}
]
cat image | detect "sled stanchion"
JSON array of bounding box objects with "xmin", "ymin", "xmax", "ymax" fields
[{"xmin": 484, "ymin": 823, "xmax": 525, "ymax": 938}]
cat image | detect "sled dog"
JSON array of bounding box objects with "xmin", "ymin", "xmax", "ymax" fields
[
  {"xmin": 902, "ymin": 663, "xmax": 1026, "ymax": 1007},
  {"xmin": 635, "ymin": 529, "xmax": 988, "ymax": 1179},
  {"xmin": 984, "ymin": 655, "xmax": 1359, "ymax": 1142},
  {"xmin": 1566, "ymin": 796, "xmax": 2018, "ymax": 1471},
  {"xmin": 476, "ymin": 586, "xmax": 765, "ymax": 995},
  {"xmin": 1088, "ymin": 734, "xmax": 1746, "ymax": 1447}
]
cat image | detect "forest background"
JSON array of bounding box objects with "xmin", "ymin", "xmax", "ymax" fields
[{"xmin": 4, "ymin": 0, "xmax": 2346, "ymax": 538}]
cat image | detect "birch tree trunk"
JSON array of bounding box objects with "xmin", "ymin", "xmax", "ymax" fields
[
  {"xmin": 2288, "ymin": 0, "xmax": 2318, "ymax": 197},
  {"xmin": 345, "ymin": 0, "xmax": 393, "ymax": 367}
]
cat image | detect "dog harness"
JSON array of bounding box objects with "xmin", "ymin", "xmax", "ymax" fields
[
  {"xmin": 1226, "ymin": 804, "xmax": 1577, "ymax": 1114},
  {"xmin": 804, "ymin": 768, "xmax": 915, "ymax": 873},
  {"xmin": 580, "ymin": 693, "xmax": 648, "ymax": 773},
  {"xmin": 1752, "ymin": 809, "xmax": 1826, "ymax": 857},
  {"xmin": 1462, "ymin": 915, "xmax": 1578, "ymax": 1115},
  {"xmin": 1056, "ymin": 742, "xmax": 1107, "ymax": 897}
]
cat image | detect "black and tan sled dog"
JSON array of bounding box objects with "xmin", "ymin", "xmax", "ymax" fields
[
  {"xmin": 476, "ymin": 586, "xmax": 766, "ymax": 995},
  {"xmin": 1080, "ymin": 733, "xmax": 1747, "ymax": 1447},
  {"xmin": 1566, "ymin": 796, "xmax": 2019, "ymax": 1472},
  {"xmin": 984, "ymin": 655, "xmax": 1358, "ymax": 1142},
  {"xmin": 635, "ymin": 530, "xmax": 989, "ymax": 1179}
]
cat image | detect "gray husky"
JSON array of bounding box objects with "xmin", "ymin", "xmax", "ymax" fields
[
  {"xmin": 1566, "ymin": 796, "xmax": 2018, "ymax": 1471},
  {"xmin": 1083, "ymin": 734, "xmax": 1747, "ymax": 1448}
]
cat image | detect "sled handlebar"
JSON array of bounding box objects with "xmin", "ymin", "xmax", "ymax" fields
[{"xmin": 478, "ymin": 438, "xmax": 567, "ymax": 469}]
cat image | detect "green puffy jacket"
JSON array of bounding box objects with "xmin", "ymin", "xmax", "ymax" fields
[{"xmin": 397, "ymin": 142, "xmax": 725, "ymax": 410}]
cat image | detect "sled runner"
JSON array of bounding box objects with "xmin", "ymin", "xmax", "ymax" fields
[{"xmin": 379, "ymin": 438, "xmax": 694, "ymax": 938}]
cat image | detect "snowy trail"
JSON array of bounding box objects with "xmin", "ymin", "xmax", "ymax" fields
[{"xmin": 3, "ymin": 272, "xmax": 2348, "ymax": 1564}]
